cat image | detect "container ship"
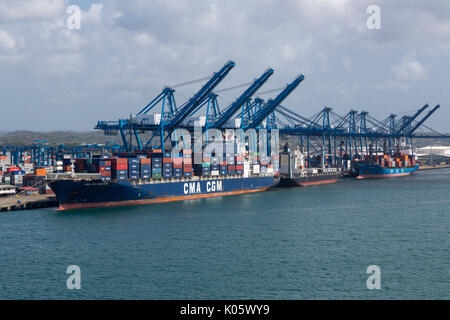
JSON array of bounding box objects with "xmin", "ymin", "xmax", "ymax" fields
[
  {"xmin": 48, "ymin": 149, "xmax": 279, "ymax": 210},
  {"xmin": 277, "ymin": 145, "xmax": 342, "ymax": 187},
  {"xmin": 352, "ymin": 153, "xmax": 419, "ymax": 179}
]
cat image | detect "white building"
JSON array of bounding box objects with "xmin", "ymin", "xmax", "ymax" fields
[{"xmin": 416, "ymin": 146, "xmax": 450, "ymax": 158}]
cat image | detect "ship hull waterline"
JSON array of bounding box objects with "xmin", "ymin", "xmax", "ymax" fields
[
  {"xmin": 354, "ymin": 165, "xmax": 419, "ymax": 179},
  {"xmin": 49, "ymin": 176, "xmax": 279, "ymax": 211},
  {"xmin": 278, "ymin": 173, "xmax": 341, "ymax": 187}
]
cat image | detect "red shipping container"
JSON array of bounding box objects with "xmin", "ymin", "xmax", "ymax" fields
[
  {"xmin": 140, "ymin": 158, "xmax": 151, "ymax": 165},
  {"xmin": 227, "ymin": 165, "xmax": 236, "ymax": 170},
  {"xmin": 173, "ymin": 158, "xmax": 183, "ymax": 165},
  {"xmin": 235, "ymin": 165, "xmax": 244, "ymax": 170},
  {"xmin": 110, "ymin": 158, "xmax": 128, "ymax": 169},
  {"xmin": 163, "ymin": 158, "xmax": 172, "ymax": 163},
  {"xmin": 183, "ymin": 158, "xmax": 192, "ymax": 164}
]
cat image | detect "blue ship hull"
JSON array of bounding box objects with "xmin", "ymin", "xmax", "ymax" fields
[
  {"xmin": 353, "ymin": 164, "xmax": 419, "ymax": 179},
  {"xmin": 49, "ymin": 176, "xmax": 279, "ymax": 210}
]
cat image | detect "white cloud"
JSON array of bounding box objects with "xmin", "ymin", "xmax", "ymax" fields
[
  {"xmin": 0, "ymin": 30, "xmax": 16, "ymax": 52},
  {"xmin": 0, "ymin": 0, "xmax": 449, "ymax": 131},
  {"xmin": 82, "ymin": 3, "xmax": 103, "ymax": 25},
  {"xmin": 0, "ymin": 0, "xmax": 66, "ymax": 21},
  {"xmin": 393, "ymin": 57, "xmax": 428, "ymax": 81}
]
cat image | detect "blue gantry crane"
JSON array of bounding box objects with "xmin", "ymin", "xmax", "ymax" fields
[
  {"xmin": 92, "ymin": 61, "xmax": 448, "ymax": 169},
  {"xmin": 96, "ymin": 60, "xmax": 236, "ymax": 152}
]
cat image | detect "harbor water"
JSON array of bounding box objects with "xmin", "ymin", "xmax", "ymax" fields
[{"xmin": 0, "ymin": 169, "xmax": 449, "ymax": 299}]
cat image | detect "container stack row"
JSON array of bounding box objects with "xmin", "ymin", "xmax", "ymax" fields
[{"xmin": 72, "ymin": 150, "xmax": 279, "ymax": 181}]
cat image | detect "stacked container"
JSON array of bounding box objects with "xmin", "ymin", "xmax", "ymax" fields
[
  {"xmin": 219, "ymin": 157, "xmax": 227, "ymax": 176},
  {"xmin": 235, "ymin": 155, "xmax": 244, "ymax": 175},
  {"xmin": 163, "ymin": 152, "xmax": 173, "ymax": 179},
  {"xmin": 99, "ymin": 160, "xmax": 112, "ymax": 182},
  {"xmin": 151, "ymin": 154, "xmax": 162, "ymax": 179},
  {"xmin": 140, "ymin": 158, "xmax": 151, "ymax": 180},
  {"xmin": 227, "ymin": 152, "xmax": 235, "ymax": 175},
  {"xmin": 272, "ymin": 154, "xmax": 280, "ymax": 175},
  {"xmin": 201, "ymin": 156, "xmax": 211, "ymax": 176},
  {"xmin": 2, "ymin": 174, "xmax": 11, "ymax": 185},
  {"xmin": 211, "ymin": 162, "xmax": 220, "ymax": 176},
  {"xmin": 260, "ymin": 155, "xmax": 270, "ymax": 174},
  {"xmin": 183, "ymin": 149, "xmax": 192, "ymax": 178},
  {"xmin": 128, "ymin": 158, "xmax": 140, "ymax": 180},
  {"xmin": 173, "ymin": 153, "xmax": 183, "ymax": 178},
  {"xmin": 23, "ymin": 174, "xmax": 46, "ymax": 194},
  {"xmin": 11, "ymin": 170, "xmax": 25, "ymax": 186},
  {"xmin": 111, "ymin": 158, "xmax": 128, "ymax": 181}
]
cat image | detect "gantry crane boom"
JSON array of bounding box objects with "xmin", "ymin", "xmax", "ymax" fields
[
  {"xmin": 395, "ymin": 104, "xmax": 428, "ymax": 134},
  {"xmin": 407, "ymin": 104, "xmax": 440, "ymax": 135},
  {"xmin": 212, "ymin": 68, "xmax": 274, "ymax": 128},
  {"xmin": 166, "ymin": 60, "xmax": 235, "ymax": 130},
  {"xmin": 247, "ymin": 74, "xmax": 304, "ymax": 129}
]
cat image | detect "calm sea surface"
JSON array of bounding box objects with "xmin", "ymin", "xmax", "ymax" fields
[{"xmin": 0, "ymin": 169, "xmax": 449, "ymax": 299}]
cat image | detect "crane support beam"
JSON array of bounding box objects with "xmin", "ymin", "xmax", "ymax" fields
[
  {"xmin": 395, "ymin": 104, "xmax": 428, "ymax": 134},
  {"xmin": 407, "ymin": 104, "xmax": 440, "ymax": 135},
  {"xmin": 167, "ymin": 60, "xmax": 235, "ymax": 130},
  {"xmin": 247, "ymin": 74, "xmax": 305, "ymax": 129},
  {"xmin": 213, "ymin": 68, "xmax": 274, "ymax": 128}
]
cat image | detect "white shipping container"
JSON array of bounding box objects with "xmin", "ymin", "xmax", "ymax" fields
[
  {"xmin": 253, "ymin": 165, "xmax": 260, "ymax": 174},
  {"xmin": 211, "ymin": 170, "xmax": 219, "ymax": 176}
]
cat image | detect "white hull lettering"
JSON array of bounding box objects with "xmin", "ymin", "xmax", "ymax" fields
[{"xmin": 185, "ymin": 181, "xmax": 223, "ymax": 194}]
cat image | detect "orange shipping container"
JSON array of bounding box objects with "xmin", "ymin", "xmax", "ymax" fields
[{"xmin": 35, "ymin": 168, "xmax": 47, "ymax": 176}]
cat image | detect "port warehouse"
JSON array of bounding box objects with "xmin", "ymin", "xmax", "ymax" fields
[{"xmin": 1, "ymin": 60, "xmax": 450, "ymax": 197}]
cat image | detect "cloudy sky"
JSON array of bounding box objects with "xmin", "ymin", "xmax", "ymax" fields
[{"xmin": 0, "ymin": 0, "xmax": 449, "ymax": 131}]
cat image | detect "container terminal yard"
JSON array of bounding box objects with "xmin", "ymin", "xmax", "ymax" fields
[{"xmin": 1, "ymin": 61, "xmax": 449, "ymax": 211}]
